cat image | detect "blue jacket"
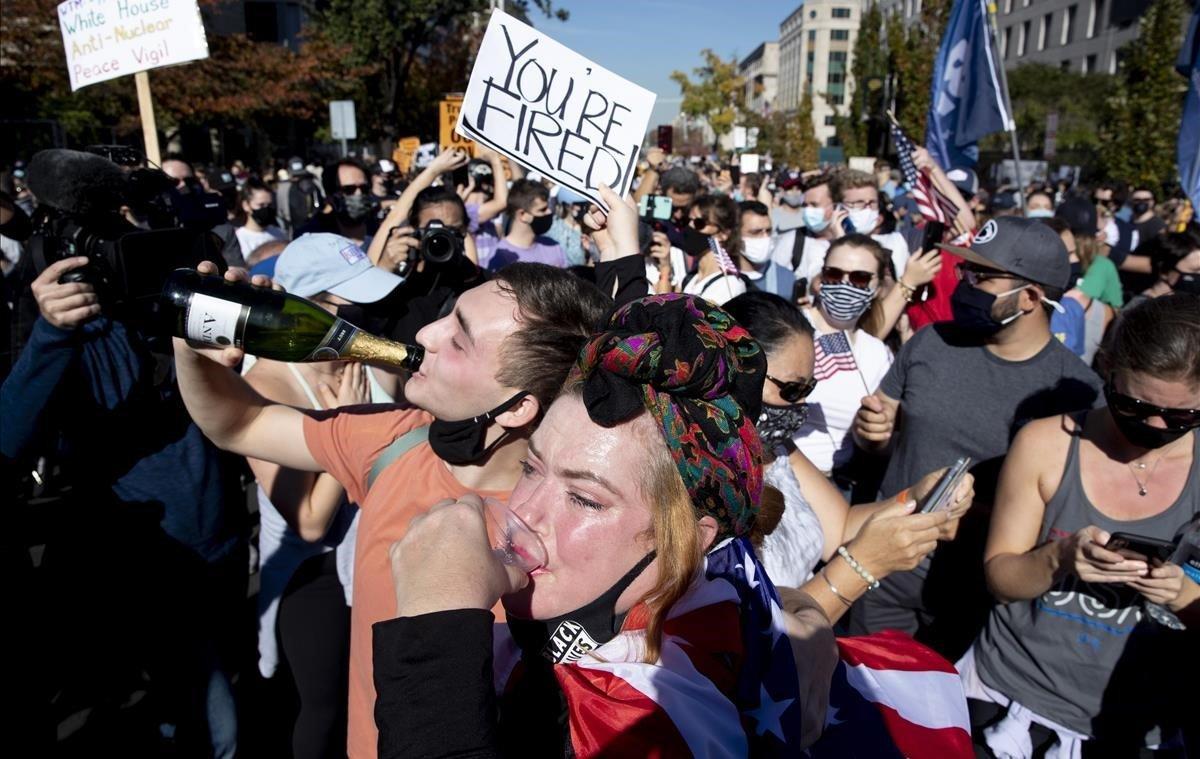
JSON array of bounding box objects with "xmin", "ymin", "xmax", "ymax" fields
[{"xmin": 1, "ymin": 316, "xmax": 241, "ymax": 562}]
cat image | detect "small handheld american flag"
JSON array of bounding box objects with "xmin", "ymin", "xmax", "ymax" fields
[
  {"xmin": 888, "ymin": 112, "xmax": 962, "ymax": 227},
  {"xmin": 814, "ymin": 331, "xmax": 859, "ymax": 381}
]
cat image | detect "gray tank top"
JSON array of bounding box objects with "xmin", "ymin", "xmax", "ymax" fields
[{"xmin": 974, "ymin": 419, "xmax": 1199, "ymax": 741}]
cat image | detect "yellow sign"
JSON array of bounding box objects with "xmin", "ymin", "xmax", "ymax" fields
[
  {"xmin": 392, "ymin": 136, "xmax": 421, "ymax": 174},
  {"xmin": 439, "ymin": 96, "xmax": 477, "ymax": 156}
]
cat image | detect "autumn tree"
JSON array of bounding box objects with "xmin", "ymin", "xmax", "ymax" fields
[
  {"xmin": 746, "ymin": 94, "xmax": 820, "ymax": 169},
  {"xmin": 1098, "ymin": 0, "xmax": 1188, "ymax": 191},
  {"xmin": 671, "ymin": 49, "xmax": 745, "ymax": 149},
  {"xmin": 315, "ymin": 0, "xmax": 566, "ymax": 141},
  {"xmin": 0, "ymin": 0, "xmax": 365, "ymax": 149}
]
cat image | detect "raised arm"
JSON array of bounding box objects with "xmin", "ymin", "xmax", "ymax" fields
[
  {"xmin": 174, "ymin": 265, "xmax": 321, "ymax": 472},
  {"xmin": 473, "ymin": 147, "xmax": 508, "ymax": 225},
  {"xmin": 369, "ymin": 149, "xmax": 471, "ymax": 267},
  {"xmin": 911, "ymin": 147, "xmax": 977, "ymax": 237}
]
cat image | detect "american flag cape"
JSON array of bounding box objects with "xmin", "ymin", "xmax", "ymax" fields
[
  {"xmin": 493, "ymin": 536, "xmax": 806, "ymax": 757},
  {"xmin": 814, "ymin": 331, "xmax": 858, "ymax": 381},
  {"xmin": 492, "ymin": 538, "xmax": 973, "ymax": 757},
  {"xmin": 808, "ymin": 630, "xmax": 974, "ymax": 758}
]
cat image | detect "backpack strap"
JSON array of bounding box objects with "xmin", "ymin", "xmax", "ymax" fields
[
  {"xmin": 791, "ymin": 230, "xmax": 806, "ymax": 271},
  {"xmin": 367, "ymin": 424, "xmax": 430, "ymax": 492}
]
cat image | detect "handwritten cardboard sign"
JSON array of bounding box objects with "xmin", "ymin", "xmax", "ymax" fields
[
  {"xmin": 57, "ymin": 0, "xmax": 209, "ymax": 91},
  {"xmin": 456, "ymin": 10, "xmax": 655, "ymax": 209},
  {"xmin": 439, "ymin": 96, "xmax": 477, "ymax": 157}
]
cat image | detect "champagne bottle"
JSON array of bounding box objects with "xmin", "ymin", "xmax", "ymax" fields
[{"xmin": 162, "ymin": 269, "xmax": 424, "ymax": 371}]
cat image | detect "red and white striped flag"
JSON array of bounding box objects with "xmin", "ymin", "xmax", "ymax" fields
[{"xmin": 890, "ymin": 114, "xmax": 962, "ymax": 226}]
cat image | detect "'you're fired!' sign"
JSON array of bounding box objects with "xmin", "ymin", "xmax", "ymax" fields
[
  {"xmin": 57, "ymin": 0, "xmax": 209, "ymax": 90},
  {"xmin": 456, "ymin": 9, "xmax": 656, "ymax": 209}
]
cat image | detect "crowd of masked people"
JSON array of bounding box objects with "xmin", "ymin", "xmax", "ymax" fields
[{"xmin": 1, "ymin": 138, "xmax": 1198, "ymax": 759}]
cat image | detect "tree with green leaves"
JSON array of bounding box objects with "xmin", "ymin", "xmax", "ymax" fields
[
  {"xmin": 887, "ymin": 0, "xmax": 951, "ymax": 139},
  {"xmin": 316, "ymin": 0, "xmax": 566, "ymax": 140},
  {"xmin": 834, "ymin": 1, "xmax": 886, "ymax": 156},
  {"xmin": 670, "ymin": 49, "xmax": 745, "ymax": 149},
  {"xmin": 980, "ymin": 63, "xmax": 1113, "ymax": 162},
  {"xmin": 1097, "ymin": 0, "xmax": 1187, "ymax": 191},
  {"xmin": 746, "ymin": 94, "xmax": 820, "ymax": 168}
]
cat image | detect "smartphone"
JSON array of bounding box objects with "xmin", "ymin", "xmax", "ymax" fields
[
  {"xmin": 638, "ymin": 194, "xmax": 673, "ymax": 221},
  {"xmin": 919, "ymin": 457, "xmax": 972, "ymax": 514},
  {"xmin": 792, "ymin": 277, "xmax": 809, "ymax": 304},
  {"xmin": 921, "ymin": 220, "xmax": 946, "ymax": 253},
  {"xmin": 838, "ymin": 205, "xmax": 855, "ymax": 235},
  {"xmin": 1106, "ymin": 532, "xmax": 1178, "ymax": 562},
  {"xmin": 451, "ymin": 164, "xmax": 470, "ymax": 189}
]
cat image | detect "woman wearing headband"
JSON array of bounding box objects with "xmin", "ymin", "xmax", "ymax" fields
[{"xmin": 374, "ymin": 293, "xmax": 832, "ymax": 756}]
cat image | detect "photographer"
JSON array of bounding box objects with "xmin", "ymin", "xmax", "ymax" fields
[{"xmin": 0, "ymin": 150, "xmax": 246, "ymax": 756}]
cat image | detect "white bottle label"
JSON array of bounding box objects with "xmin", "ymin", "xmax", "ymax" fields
[{"xmin": 185, "ymin": 293, "xmax": 246, "ymax": 347}]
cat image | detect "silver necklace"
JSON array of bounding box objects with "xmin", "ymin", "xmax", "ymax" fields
[{"xmin": 1127, "ymin": 453, "xmax": 1167, "ymax": 496}]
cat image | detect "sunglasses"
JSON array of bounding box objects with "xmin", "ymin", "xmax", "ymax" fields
[
  {"xmin": 766, "ymin": 374, "xmax": 818, "ymax": 403},
  {"xmin": 339, "ymin": 183, "xmax": 370, "ymax": 195},
  {"xmin": 689, "ymin": 216, "xmax": 715, "ymax": 231},
  {"xmin": 1105, "ymin": 385, "xmax": 1200, "ymax": 430},
  {"xmin": 821, "ymin": 266, "xmax": 875, "ymax": 289},
  {"xmin": 956, "ymin": 263, "xmax": 1018, "ymax": 287}
]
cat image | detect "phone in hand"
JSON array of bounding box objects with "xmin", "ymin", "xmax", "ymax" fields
[
  {"xmin": 921, "ymin": 221, "xmax": 946, "ymax": 253},
  {"xmin": 838, "ymin": 205, "xmax": 855, "ymax": 235},
  {"xmin": 793, "ymin": 277, "xmax": 810, "ymax": 304},
  {"xmin": 639, "ymin": 194, "xmax": 673, "ymax": 221},
  {"xmin": 1105, "ymin": 532, "xmax": 1177, "ymax": 562},
  {"xmin": 919, "ymin": 457, "xmax": 972, "ymax": 514}
]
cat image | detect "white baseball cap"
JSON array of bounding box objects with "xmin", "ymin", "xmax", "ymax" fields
[{"xmin": 275, "ymin": 233, "xmax": 402, "ymax": 303}]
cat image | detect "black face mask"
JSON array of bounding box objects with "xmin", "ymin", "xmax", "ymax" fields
[
  {"xmin": 1104, "ymin": 386, "xmax": 1192, "ymax": 450},
  {"xmin": 1131, "ymin": 201, "xmax": 1152, "ymax": 216},
  {"xmin": 529, "ymin": 212, "xmax": 554, "ymax": 236},
  {"xmin": 507, "ymin": 551, "xmax": 657, "ymax": 664},
  {"xmin": 679, "ymin": 227, "xmax": 710, "ymax": 257},
  {"xmin": 250, "ymin": 206, "xmax": 277, "ymax": 228},
  {"xmin": 756, "ymin": 402, "xmax": 810, "ymax": 447},
  {"xmin": 428, "ymin": 391, "xmax": 528, "ymax": 465},
  {"xmin": 950, "ymin": 280, "xmax": 1025, "ymax": 335},
  {"xmin": 334, "ymin": 303, "xmax": 368, "ymax": 327},
  {"xmin": 334, "ymin": 192, "xmax": 377, "ymax": 223},
  {"xmin": 1173, "ymin": 273, "xmax": 1200, "ymax": 296},
  {"xmin": 1069, "ymin": 262, "xmax": 1083, "ymax": 285}
]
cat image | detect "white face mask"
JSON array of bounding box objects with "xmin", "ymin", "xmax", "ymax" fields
[
  {"xmin": 848, "ymin": 208, "xmax": 880, "ymax": 234},
  {"xmin": 741, "ymin": 236, "xmax": 772, "ymax": 265},
  {"xmin": 1026, "ymin": 208, "xmax": 1054, "ymax": 219}
]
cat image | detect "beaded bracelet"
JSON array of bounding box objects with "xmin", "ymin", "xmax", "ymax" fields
[
  {"xmin": 897, "ymin": 281, "xmax": 917, "ymax": 303},
  {"xmin": 837, "ymin": 545, "xmax": 881, "ymax": 590},
  {"xmin": 819, "ymin": 568, "xmax": 854, "ymax": 608}
]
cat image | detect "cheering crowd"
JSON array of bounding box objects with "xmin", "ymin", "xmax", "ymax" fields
[{"xmin": 1, "ymin": 138, "xmax": 1198, "ymax": 759}]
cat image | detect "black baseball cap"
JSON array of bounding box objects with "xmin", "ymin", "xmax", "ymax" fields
[
  {"xmin": 940, "ymin": 216, "xmax": 1071, "ymax": 290},
  {"xmin": 945, "ymin": 167, "xmax": 979, "ymax": 198},
  {"xmin": 1054, "ymin": 196, "xmax": 1098, "ymax": 236}
]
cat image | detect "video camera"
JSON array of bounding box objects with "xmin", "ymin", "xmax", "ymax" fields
[{"xmin": 26, "ymin": 149, "xmax": 226, "ymax": 309}]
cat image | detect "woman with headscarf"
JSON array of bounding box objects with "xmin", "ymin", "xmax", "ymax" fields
[{"xmin": 374, "ymin": 292, "xmax": 831, "ymax": 756}]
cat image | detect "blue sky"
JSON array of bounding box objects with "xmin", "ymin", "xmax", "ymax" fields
[{"xmin": 533, "ymin": 0, "xmax": 794, "ymax": 128}]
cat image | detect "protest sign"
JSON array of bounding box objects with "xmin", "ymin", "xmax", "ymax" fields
[
  {"xmin": 440, "ymin": 96, "xmax": 478, "ymax": 157},
  {"xmin": 57, "ymin": 0, "xmax": 210, "ymax": 91},
  {"xmin": 393, "ymin": 136, "xmax": 421, "ymax": 174},
  {"xmin": 739, "ymin": 153, "xmax": 760, "ymax": 175},
  {"xmin": 456, "ymin": 9, "xmax": 656, "ymax": 209}
]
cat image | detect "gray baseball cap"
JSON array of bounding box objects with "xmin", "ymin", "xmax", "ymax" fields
[
  {"xmin": 939, "ymin": 216, "xmax": 1070, "ymax": 290},
  {"xmin": 275, "ymin": 233, "xmax": 402, "ymax": 302}
]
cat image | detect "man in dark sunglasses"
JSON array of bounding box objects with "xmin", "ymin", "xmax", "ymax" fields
[
  {"xmin": 848, "ymin": 216, "xmax": 1104, "ymax": 659},
  {"xmin": 296, "ymin": 157, "xmax": 379, "ymax": 245}
]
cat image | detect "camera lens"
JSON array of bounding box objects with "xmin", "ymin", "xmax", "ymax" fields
[{"xmin": 420, "ymin": 227, "xmax": 461, "ymax": 265}]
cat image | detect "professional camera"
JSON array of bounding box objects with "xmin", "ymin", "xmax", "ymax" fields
[
  {"xmin": 26, "ymin": 149, "xmax": 225, "ymax": 308},
  {"xmin": 415, "ymin": 220, "xmax": 465, "ymax": 265}
]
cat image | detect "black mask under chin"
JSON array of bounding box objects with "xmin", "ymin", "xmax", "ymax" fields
[
  {"xmin": 507, "ymin": 551, "xmax": 657, "ymax": 664},
  {"xmin": 428, "ymin": 391, "xmax": 528, "ymax": 465}
]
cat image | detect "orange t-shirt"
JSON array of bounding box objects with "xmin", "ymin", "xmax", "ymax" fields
[{"xmin": 302, "ymin": 405, "xmax": 510, "ymax": 759}]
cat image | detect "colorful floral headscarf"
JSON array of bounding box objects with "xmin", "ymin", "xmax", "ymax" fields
[{"xmin": 569, "ymin": 293, "xmax": 766, "ymax": 539}]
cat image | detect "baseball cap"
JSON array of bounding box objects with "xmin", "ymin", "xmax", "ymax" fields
[
  {"xmin": 779, "ymin": 170, "xmax": 803, "ymax": 190},
  {"xmin": 274, "ymin": 233, "xmax": 402, "ymax": 303},
  {"xmin": 555, "ymin": 187, "xmax": 590, "ymax": 205},
  {"xmin": 287, "ymin": 156, "xmax": 310, "ymax": 177},
  {"xmin": 940, "ymin": 216, "xmax": 1071, "ymax": 290},
  {"xmin": 1054, "ymin": 196, "xmax": 1098, "ymax": 236},
  {"xmin": 945, "ymin": 167, "xmax": 979, "ymax": 198}
]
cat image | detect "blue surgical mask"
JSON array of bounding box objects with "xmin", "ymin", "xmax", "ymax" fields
[
  {"xmin": 1026, "ymin": 208, "xmax": 1054, "ymax": 219},
  {"xmin": 802, "ymin": 206, "xmax": 830, "ymax": 232}
]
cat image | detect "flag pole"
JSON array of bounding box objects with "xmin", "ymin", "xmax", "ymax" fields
[{"xmin": 983, "ymin": 0, "xmax": 1025, "ymax": 209}]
